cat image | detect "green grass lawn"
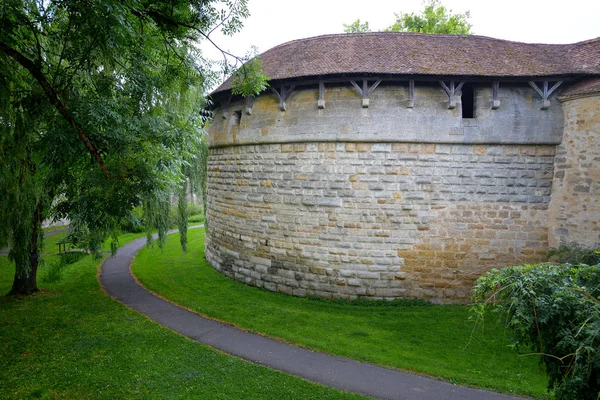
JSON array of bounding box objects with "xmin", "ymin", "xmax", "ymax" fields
[
  {"xmin": 132, "ymin": 228, "xmax": 550, "ymax": 399},
  {"xmin": 0, "ymin": 233, "xmax": 367, "ymax": 399},
  {"xmin": 42, "ymin": 224, "xmax": 69, "ymax": 233}
]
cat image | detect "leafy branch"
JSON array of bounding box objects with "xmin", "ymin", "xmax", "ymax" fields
[{"xmin": 0, "ymin": 41, "xmax": 112, "ymax": 179}]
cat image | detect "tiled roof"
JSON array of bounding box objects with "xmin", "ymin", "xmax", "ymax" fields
[
  {"xmin": 560, "ymin": 78, "xmax": 600, "ymax": 99},
  {"xmin": 212, "ymin": 33, "xmax": 600, "ymax": 95}
]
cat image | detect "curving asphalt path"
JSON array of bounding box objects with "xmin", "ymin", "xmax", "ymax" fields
[{"xmin": 100, "ymin": 232, "xmax": 527, "ymax": 400}]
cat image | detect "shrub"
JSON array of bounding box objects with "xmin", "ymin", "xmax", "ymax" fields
[
  {"xmin": 186, "ymin": 202, "xmax": 203, "ymax": 217},
  {"xmin": 59, "ymin": 251, "xmax": 86, "ymax": 265},
  {"xmin": 168, "ymin": 205, "xmax": 180, "ymax": 228},
  {"xmin": 548, "ymin": 243, "xmax": 600, "ymax": 265},
  {"xmin": 188, "ymin": 214, "xmax": 204, "ymax": 223},
  {"xmin": 119, "ymin": 206, "xmax": 145, "ymax": 233},
  {"xmin": 169, "ymin": 203, "xmax": 203, "ymax": 227},
  {"xmin": 472, "ymin": 263, "xmax": 600, "ymax": 399},
  {"xmin": 42, "ymin": 252, "xmax": 87, "ymax": 283},
  {"xmin": 41, "ymin": 259, "xmax": 63, "ymax": 283}
]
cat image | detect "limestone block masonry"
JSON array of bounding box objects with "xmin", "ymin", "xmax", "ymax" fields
[
  {"xmin": 204, "ymin": 84, "xmax": 574, "ymax": 303},
  {"xmin": 549, "ymin": 95, "xmax": 600, "ymax": 247}
]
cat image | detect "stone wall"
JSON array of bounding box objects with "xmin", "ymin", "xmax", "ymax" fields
[
  {"xmin": 205, "ymin": 142, "xmax": 555, "ymax": 303},
  {"xmin": 210, "ymin": 84, "xmax": 563, "ymax": 147},
  {"xmin": 205, "ymin": 82, "xmax": 566, "ymax": 303},
  {"xmin": 549, "ymin": 95, "xmax": 600, "ymax": 247}
]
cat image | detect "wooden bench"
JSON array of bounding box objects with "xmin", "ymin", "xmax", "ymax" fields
[{"xmin": 57, "ymin": 237, "xmax": 73, "ymax": 254}]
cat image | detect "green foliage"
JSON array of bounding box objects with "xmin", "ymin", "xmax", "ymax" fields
[
  {"xmin": 60, "ymin": 251, "xmax": 87, "ymax": 266},
  {"xmin": 188, "ymin": 214, "xmax": 205, "ymax": 223},
  {"xmin": 472, "ymin": 263, "xmax": 600, "ymax": 399},
  {"xmin": 230, "ymin": 51, "xmax": 269, "ymax": 98},
  {"xmin": 386, "ymin": 0, "xmax": 472, "ymax": 34},
  {"xmin": 186, "ymin": 202, "xmax": 203, "ymax": 217},
  {"xmin": 196, "ymin": 139, "xmax": 209, "ymax": 230},
  {"xmin": 0, "ymin": 0, "xmax": 264, "ymax": 295},
  {"xmin": 143, "ymin": 193, "xmax": 170, "ymax": 249},
  {"xmin": 185, "ymin": 201, "xmax": 204, "ymax": 225},
  {"xmin": 119, "ymin": 206, "xmax": 145, "ymax": 233},
  {"xmin": 548, "ymin": 243, "xmax": 600, "ymax": 265},
  {"xmin": 120, "ymin": 202, "xmax": 202, "ymax": 237},
  {"xmin": 42, "ymin": 252, "xmax": 86, "ymax": 283},
  {"xmin": 176, "ymin": 180, "xmax": 189, "ymax": 252},
  {"xmin": 343, "ymin": 19, "xmax": 371, "ymax": 33},
  {"xmin": 41, "ymin": 259, "xmax": 63, "ymax": 284}
]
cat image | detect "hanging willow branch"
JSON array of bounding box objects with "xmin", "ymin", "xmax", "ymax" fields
[
  {"xmin": 0, "ymin": 41, "xmax": 112, "ymax": 179},
  {"xmin": 177, "ymin": 177, "xmax": 189, "ymax": 252},
  {"xmin": 143, "ymin": 192, "xmax": 170, "ymax": 249}
]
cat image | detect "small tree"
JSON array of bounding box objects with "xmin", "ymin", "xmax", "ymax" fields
[
  {"xmin": 386, "ymin": 0, "xmax": 472, "ymax": 34},
  {"xmin": 343, "ymin": 19, "xmax": 371, "ymax": 33},
  {"xmin": 472, "ymin": 262, "xmax": 600, "ymax": 399}
]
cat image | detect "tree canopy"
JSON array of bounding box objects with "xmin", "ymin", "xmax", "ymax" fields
[
  {"xmin": 0, "ymin": 0, "xmax": 265, "ymax": 295},
  {"xmin": 387, "ymin": 0, "xmax": 472, "ymax": 34},
  {"xmin": 343, "ymin": 0, "xmax": 472, "ymax": 35},
  {"xmin": 343, "ymin": 19, "xmax": 370, "ymax": 33}
]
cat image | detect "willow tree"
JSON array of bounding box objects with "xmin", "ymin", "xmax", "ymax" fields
[{"xmin": 0, "ymin": 0, "xmax": 266, "ymax": 295}]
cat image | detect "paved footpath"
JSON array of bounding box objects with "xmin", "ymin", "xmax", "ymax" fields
[{"xmin": 100, "ymin": 234, "xmax": 527, "ymax": 400}]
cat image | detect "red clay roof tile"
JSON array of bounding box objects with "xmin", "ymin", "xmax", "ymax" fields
[{"xmin": 212, "ymin": 33, "xmax": 600, "ymax": 97}]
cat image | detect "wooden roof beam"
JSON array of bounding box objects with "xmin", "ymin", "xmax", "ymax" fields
[
  {"xmin": 350, "ymin": 79, "xmax": 382, "ymax": 107},
  {"xmin": 492, "ymin": 81, "xmax": 500, "ymax": 109},
  {"xmin": 439, "ymin": 80, "xmax": 464, "ymax": 109},
  {"xmin": 245, "ymin": 97, "xmax": 253, "ymax": 115},
  {"xmin": 528, "ymin": 81, "xmax": 563, "ymax": 110},
  {"xmin": 272, "ymin": 85, "xmax": 296, "ymax": 111},
  {"xmin": 318, "ymin": 81, "xmax": 326, "ymax": 109},
  {"xmin": 407, "ymin": 80, "xmax": 415, "ymax": 108}
]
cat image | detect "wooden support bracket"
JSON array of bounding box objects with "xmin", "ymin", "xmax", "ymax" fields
[
  {"xmin": 439, "ymin": 80, "xmax": 464, "ymax": 109},
  {"xmin": 407, "ymin": 80, "xmax": 415, "ymax": 108},
  {"xmin": 350, "ymin": 79, "xmax": 382, "ymax": 108},
  {"xmin": 492, "ymin": 81, "xmax": 500, "ymax": 109},
  {"xmin": 528, "ymin": 81, "xmax": 563, "ymax": 110},
  {"xmin": 245, "ymin": 97, "xmax": 253, "ymax": 115},
  {"xmin": 272, "ymin": 85, "xmax": 295, "ymax": 111},
  {"xmin": 220, "ymin": 96, "xmax": 232, "ymax": 119},
  {"xmin": 318, "ymin": 81, "xmax": 326, "ymax": 109}
]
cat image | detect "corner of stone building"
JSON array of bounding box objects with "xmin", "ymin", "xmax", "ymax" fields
[{"xmin": 548, "ymin": 93, "xmax": 600, "ymax": 248}]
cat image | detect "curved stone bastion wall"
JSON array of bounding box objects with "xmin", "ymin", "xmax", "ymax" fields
[
  {"xmin": 549, "ymin": 94, "xmax": 600, "ymax": 248},
  {"xmin": 205, "ymin": 83, "xmax": 564, "ymax": 303}
]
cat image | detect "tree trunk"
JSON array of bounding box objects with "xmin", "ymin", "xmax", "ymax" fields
[{"xmin": 8, "ymin": 202, "xmax": 42, "ymax": 296}]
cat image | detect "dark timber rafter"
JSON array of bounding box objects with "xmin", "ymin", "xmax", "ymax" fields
[
  {"xmin": 439, "ymin": 80, "xmax": 464, "ymax": 109},
  {"xmin": 492, "ymin": 81, "xmax": 500, "ymax": 109},
  {"xmin": 407, "ymin": 80, "xmax": 415, "ymax": 108},
  {"xmin": 350, "ymin": 79, "xmax": 382, "ymax": 108},
  {"xmin": 528, "ymin": 81, "xmax": 563, "ymax": 110},
  {"xmin": 318, "ymin": 81, "xmax": 325, "ymax": 109},
  {"xmin": 245, "ymin": 96, "xmax": 253, "ymax": 115},
  {"xmin": 272, "ymin": 85, "xmax": 295, "ymax": 111}
]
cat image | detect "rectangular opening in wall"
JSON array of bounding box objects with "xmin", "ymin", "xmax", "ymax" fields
[
  {"xmin": 461, "ymin": 83, "xmax": 475, "ymax": 118},
  {"xmin": 232, "ymin": 110, "xmax": 242, "ymax": 125}
]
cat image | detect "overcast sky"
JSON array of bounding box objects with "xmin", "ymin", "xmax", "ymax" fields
[{"xmin": 202, "ymin": 0, "xmax": 600, "ymax": 84}]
